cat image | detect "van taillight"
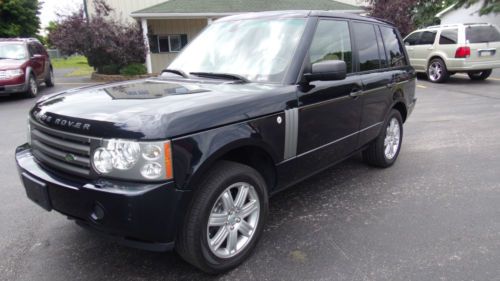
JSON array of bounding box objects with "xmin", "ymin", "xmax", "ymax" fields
[{"xmin": 455, "ymin": 46, "xmax": 471, "ymax": 58}]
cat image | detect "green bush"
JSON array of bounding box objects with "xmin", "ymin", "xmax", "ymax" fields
[
  {"xmin": 99, "ymin": 64, "xmax": 120, "ymax": 75},
  {"xmin": 120, "ymin": 63, "xmax": 147, "ymax": 76}
]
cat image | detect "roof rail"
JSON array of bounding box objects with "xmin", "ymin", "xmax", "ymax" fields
[{"xmin": 369, "ymin": 16, "xmax": 394, "ymax": 26}]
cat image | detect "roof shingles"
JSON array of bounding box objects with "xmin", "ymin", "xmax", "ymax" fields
[{"xmin": 133, "ymin": 0, "xmax": 360, "ymax": 14}]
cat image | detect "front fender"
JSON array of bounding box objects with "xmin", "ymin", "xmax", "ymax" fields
[{"xmin": 171, "ymin": 113, "xmax": 285, "ymax": 190}]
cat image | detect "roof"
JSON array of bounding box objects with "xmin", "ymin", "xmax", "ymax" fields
[
  {"xmin": 436, "ymin": 3, "xmax": 457, "ymax": 18},
  {"xmin": 217, "ymin": 10, "xmax": 384, "ymax": 25},
  {"xmin": 0, "ymin": 38, "xmax": 40, "ymax": 43},
  {"xmin": 131, "ymin": 0, "xmax": 362, "ymax": 18}
]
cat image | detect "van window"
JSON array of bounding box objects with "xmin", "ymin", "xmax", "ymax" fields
[
  {"xmin": 380, "ymin": 26, "xmax": 407, "ymax": 67},
  {"xmin": 404, "ymin": 32, "xmax": 421, "ymax": 46},
  {"xmin": 419, "ymin": 31, "xmax": 437, "ymax": 45},
  {"xmin": 309, "ymin": 20, "xmax": 353, "ymax": 73},
  {"xmin": 439, "ymin": 29, "xmax": 458, "ymax": 45},
  {"xmin": 353, "ymin": 22, "xmax": 381, "ymax": 71},
  {"xmin": 466, "ymin": 25, "xmax": 500, "ymax": 43}
]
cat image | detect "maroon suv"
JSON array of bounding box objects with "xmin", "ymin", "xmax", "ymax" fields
[{"xmin": 0, "ymin": 38, "xmax": 54, "ymax": 98}]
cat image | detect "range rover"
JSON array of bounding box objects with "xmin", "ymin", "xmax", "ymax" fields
[{"xmin": 15, "ymin": 11, "xmax": 416, "ymax": 273}]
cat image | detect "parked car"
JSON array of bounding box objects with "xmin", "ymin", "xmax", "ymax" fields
[
  {"xmin": 0, "ymin": 38, "xmax": 54, "ymax": 97},
  {"xmin": 15, "ymin": 11, "xmax": 416, "ymax": 273},
  {"xmin": 403, "ymin": 23, "xmax": 500, "ymax": 83}
]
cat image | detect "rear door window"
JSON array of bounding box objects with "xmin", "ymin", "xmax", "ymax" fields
[
  {"xmin": 419, "ymin": 31, "xmax": 437, "ymax": 45},
  {"xmin": 353, "ymin": 22, "xmax": 381, "ymax": 71},
  {"xmin": 466, "ymin": 25, "xmax": 500, "ymax": 43},
  {"xmin": 380, "ymin": 26, "xmax": 407, "ymax": 67},
  {"xmin": 439, "ymin": 29, "xmax": 458, "ymax": 45}
]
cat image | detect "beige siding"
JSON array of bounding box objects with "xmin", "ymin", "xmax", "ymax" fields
[
  {"xmin": 148, "ymin": 19, "xmax": 208, "ymax": 72},
  {"xmin": 87, "ymin": 0, "xmax": 165, "ymax": 22}
]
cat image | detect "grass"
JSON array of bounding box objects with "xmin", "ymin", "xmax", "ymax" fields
[{"xmin": 51, "ymin": 55, "xmax": 94, "ymax": 77}]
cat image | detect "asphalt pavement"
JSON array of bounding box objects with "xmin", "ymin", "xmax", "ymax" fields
[{"xmin": 1, "ymin": 70, "xmax": 500, "ymax": 281}]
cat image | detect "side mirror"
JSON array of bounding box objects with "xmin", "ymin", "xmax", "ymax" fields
[{"xmin": 304, "ymin": 60, "xmax": 346, "ymax": 82}]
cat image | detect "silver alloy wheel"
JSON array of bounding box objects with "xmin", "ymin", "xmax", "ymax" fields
[
  {"xmin": 384, "ymin": 118, "xmax": 401, "ymax": 160},
  {"xmin": 428, "ymin": 61, "xmax": 442, "ymax": 82},
  {"xmin": 29, "ymin": 77, "xmax": 38, "ymax": 96},
  {"xmin": 207, "ymin": 182, "xmax": 260, "ymax": 259}
]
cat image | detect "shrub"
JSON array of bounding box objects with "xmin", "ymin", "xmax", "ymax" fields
[
  {"xmin": 120, "ymin": 63, "xmax": 147, "ymax": 76},
  {"xmin": 49, "ymin": 0, "xmax": 146, "ymax": 74},
  {"xmin": 99, "ymin": 64, "xmax": 120, "ymax": 75}
]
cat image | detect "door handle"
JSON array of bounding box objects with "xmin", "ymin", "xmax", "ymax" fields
[
  {"xmin": 349, "ymin": 89, "xmax": 363, "ymax": 98},
  {"xmin": 386, "ymin": 82, "xmax": 396, "ymax": 88}
]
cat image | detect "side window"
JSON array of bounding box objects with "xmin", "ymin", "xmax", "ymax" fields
[
  {"xmin": 353, "ymin": 22, "xmax": 381, "ymax": 72},
  {"xmin": 309, "ymin": 20, "xmax": 353, "ymax": 73},
  {"xmin": 28, "ymin": 44, "xmax": 37, "ymax": 57},
  {"xmin": 439, "ymin": 29, "xmax": 458, "ymax": 44},
  {"xmin": 404, "ymin": 32, "xmax": 422, "ymax": 46},
  {"xmin": 380, "ymin": 26, "xmax": 407, "ymax": 67},
  {"xmin": 419, "ymin": 31, "xmax": 437, "ymax": 45}
]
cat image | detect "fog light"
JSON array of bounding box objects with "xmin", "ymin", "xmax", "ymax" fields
[{"xmin": 141, "ymin": 162, "xmax": 162, "ymax": 179}]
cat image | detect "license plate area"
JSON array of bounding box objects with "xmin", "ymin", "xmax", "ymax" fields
[
  {"xmin": 478, "ymin": 50, "xmax": 496, "ymax": 57},
  {"xmin": 22, "ymin": 173, "xmax": 52, "ymax": 211}
]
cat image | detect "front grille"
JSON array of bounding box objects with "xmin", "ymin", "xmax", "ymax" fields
[{"xmin": 30, "ymin": 120, "xmax": 94, "ymax": 178}]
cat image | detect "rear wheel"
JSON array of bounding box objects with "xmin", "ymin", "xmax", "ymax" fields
[
  {"xmin": 176, "ymin": 161, "xmax": 268, "ymax": 274},
  {"xmin": 363, "ymin": 109, "xmax": 403, "ymax": 168},
  {"xmin": 468, "ymin": 69, "xmax": 492, "ymax": 81},
  {"xmin": 427, "ymin": 58, "xmax": 449, "ymax": 83},
  {"xmin": 25, "ymin": 74, "xmax": 38, "ymax": 98}
]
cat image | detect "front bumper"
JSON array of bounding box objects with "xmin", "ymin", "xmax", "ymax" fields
[
  {"xmin": 0, "ymin": 82, "xmax": 27, "ymax": 96},
  {"xmin": 15, "ymin": 144, "xmax": 192, "ymax": 251}
]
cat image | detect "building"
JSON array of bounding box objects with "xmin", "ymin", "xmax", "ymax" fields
[
  {"xmin": 436, "ymin": 1, "xmax": 500, "ymax": 27},
  {"xmin": 86, "ymin": 0, "xmax": 363, "ymax": 74}
]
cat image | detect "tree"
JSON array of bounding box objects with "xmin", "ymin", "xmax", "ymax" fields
[
  {"xmin": 0, "ymin": 0, "xmax": 41, "ymax": 37},
  {"xmin": 412, "ymin": 0, "xmax": 456, "ymax": 28},
  {"xmin": 368, "ymin": 0, "xmax": 416, "ymax": 36},
  {"xmin": 455, "ymin": 0, "xmax": 500, "ymax": 15},
  {"xmin": 49, "ymin": 0, "xmax": 146, "ymax": 74}
]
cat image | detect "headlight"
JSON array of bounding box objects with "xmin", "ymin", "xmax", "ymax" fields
[
  {"xmin": 0, "ymin": 69, "xmax": 24, "ymax": 79},
  {"xmin": 92, "ymin": 139, "xmax": 173, "ymax": 181}
]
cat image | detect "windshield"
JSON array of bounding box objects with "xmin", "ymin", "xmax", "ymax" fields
[
  {"xmin": 0, "ymin": 44, "xmax": 27, "ymax": 60},
  {"xmin": 168, "ymin": 18, "xmax": 307, "ymax": 83}
]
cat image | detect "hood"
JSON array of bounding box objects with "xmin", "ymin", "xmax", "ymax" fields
[
  {"xmin": 0, "ymin": 59, "xmax": 26, "ymax": 70},
  {"xmin": 31, "ymin": 78, "xmax": 295, "ymax": 140}
]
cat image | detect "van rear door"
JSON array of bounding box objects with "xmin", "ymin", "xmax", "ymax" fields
[{"xmin": 465, "ymin": 24, "xmax": 500, "ymax": 65}]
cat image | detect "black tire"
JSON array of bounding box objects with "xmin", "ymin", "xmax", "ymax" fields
[
  {"xmin": 176, "ymin": 161, "xmax": 269, "ymax": 274},
  {"xmin": 25, "ymin": 74, "xmax": 38, "ymax": 98},
  {"xmin": 467, "ymin": 69, "xmax": 492, "ymax": 81},
  {"xmin": 363, "ymin": 109, "xmax": 403, "ymax": 168},
  {"xmin": 427, "ymin": 58, "xmax": 449, "ymax": 83},
  {"xmin": 45, "ymin": 67, "xmax": 54, "ymax": 87}
]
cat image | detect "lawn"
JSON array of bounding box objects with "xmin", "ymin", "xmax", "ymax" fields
[{"xmin": 51, "ymin": 55, "xmax": 94, "ymax": 77}]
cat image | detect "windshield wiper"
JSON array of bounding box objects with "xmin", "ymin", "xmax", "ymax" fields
[
  {"xmin": 161, "ymin": 68, "xmax": 189, "ymax": 78},
  {"xmin": 190, "ymin": 72, "xmax": 250, "ymax": 83}
]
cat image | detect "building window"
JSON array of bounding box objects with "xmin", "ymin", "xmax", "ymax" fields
[{"xmin": 149, "ymin": 34, "xmax": 188, "ymax": 53}]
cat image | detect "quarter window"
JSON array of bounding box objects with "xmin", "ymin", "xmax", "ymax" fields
[
  {"xmin": 353, "ymin": 22, "xmax": 381, "ymax": 71},
  {"xmin": 439, "ymin": 29, "xmax": 458, "ymax": 44},
  {"xmin": 380, "ymin": 26, "xmax": 407, "ymax": 67},
  {"xmin": 309, "ymin": 20, "xmax": 353, "ymax": 73}
]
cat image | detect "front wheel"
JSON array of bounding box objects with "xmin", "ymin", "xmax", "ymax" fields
[
  {"xmin": 363, "ymin": 110, "xmax": 403, "ymax": 168},
  {"xmin": 468, "ymin": 69, "xmax": 492, "ymax": 81},
  {"xmin": 45, "ymin": 68, "xmax": 55, "ymax": 87},
  {"xmin": 427, "ymin": 58, "xmax": 449, "ymax": 83},
  {"xmin": 176, "ymin": 161, "xmax": 268, "ymax": 274},
  {"xmin": 25, "ymin": 74, "xmax": 38, "ymax": 98}
]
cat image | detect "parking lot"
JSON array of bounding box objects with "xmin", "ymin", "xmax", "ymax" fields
[{"xmin": 1, "ymin": 70, "xmax": 500, "ymax": 281}]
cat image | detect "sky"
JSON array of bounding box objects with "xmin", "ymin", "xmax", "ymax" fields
[{"xmin": 39, "ymin": 0, "xmax": 81, "ymax": 33}]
